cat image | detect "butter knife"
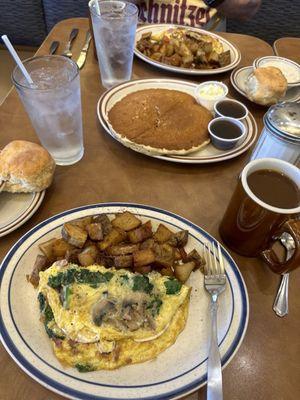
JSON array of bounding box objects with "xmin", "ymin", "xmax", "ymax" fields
[
  {"xmin": 49, "ymin": 41, "xmax": 59, "ymax": 55},
  {"xmin": 76, "ymin": 31, "xmax": 92, "ymax": 69}
]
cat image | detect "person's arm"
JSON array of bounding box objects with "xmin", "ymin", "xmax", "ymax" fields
[{"xmin": 204, "ymin": 0, "xmax": 261, "ymax": 21}]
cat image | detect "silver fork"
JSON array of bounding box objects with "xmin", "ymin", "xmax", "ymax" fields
[{"xmin": 203, "ymin": 241, "xmax": 226, "ymax": 400}]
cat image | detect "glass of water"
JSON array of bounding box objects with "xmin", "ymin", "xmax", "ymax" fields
[
  {"xmin": 89, "ymin": 0, "xmax": 138, "ymax": 88},
  {"xmin": 12, "ymin": 55, "xmax": 84, "ymax": 166}
]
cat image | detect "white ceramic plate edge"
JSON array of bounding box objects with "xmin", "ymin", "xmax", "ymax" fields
[{"xmin": 0, "ymin": 190, "xmax": 45, "ymax": 237}]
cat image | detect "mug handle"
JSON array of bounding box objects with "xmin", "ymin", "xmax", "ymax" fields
[{"xmin": 261, "ymin": 219, "xmax": 300, "ymax": 274}]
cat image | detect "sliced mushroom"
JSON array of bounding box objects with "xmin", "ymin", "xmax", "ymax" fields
[
  {"xmin": 92, "ymin": 298, "xmax": 116, "ymax": 326},
  {"xmin": 120, "ymin": 303, "xmax": 145, "ymax": 331}
]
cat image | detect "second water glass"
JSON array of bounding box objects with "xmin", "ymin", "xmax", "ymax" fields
[{"xmin": 89, "ymin": 0, "xmax": 138, "ymax": 88}]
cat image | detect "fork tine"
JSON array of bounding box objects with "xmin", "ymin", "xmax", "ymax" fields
[
  {"xmin": 217, "ymin": 242, "xmax": 225, "ymax": 275},
  {"xmin": 212, "ymin": 241, "xmax": 219, "ymax": 275},
  {"xmin": 208, "ymin": 241, "xmax": 215, "ymax": 275},
  {"xmin": 202, "ymin": 242, "xmax": 209, "ymax": 275}
]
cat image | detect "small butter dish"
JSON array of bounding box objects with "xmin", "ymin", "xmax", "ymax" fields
[
  {"xmin": 208, "ymin": 117, "xmax": 246, "ymax": 150},
  {"xmin": 194, "ymin": 81, "xmax": 228, "ymax": 112}
]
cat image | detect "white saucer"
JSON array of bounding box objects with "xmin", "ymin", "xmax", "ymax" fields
[
  {"xmin": 0, "ymin": 190, "xmax": 45, "ymax": 237},
  {"xmin": 230, "ymin": 66, "xmax": 300, "ymax": 105}
]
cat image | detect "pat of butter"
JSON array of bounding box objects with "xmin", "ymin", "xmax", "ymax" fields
[{"xmin": 198, "ymin": 84, "xmax": 225, "ymax": 99}]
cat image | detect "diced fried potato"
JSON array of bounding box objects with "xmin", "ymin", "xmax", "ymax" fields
[
  {"xmin": 174, "ymin": 248, "xmax": 182, "ymax": 261},
  {"xmin": 208, "ymin": 50, "xmax": 219, "ymax": 64},
  {"xmin": 86, "ymin": 223, "xmax": 103, "ymax": 241},
  {"xmin": 107, "ymin": 244, "xmax": 140, "ymax": 256},
  {"xmin": 165, "ymin": 43, "xmax": 174, "ymax": 56},
  {"xmin": 179, "ymin": 247, "xmax": 188, "ymax": 262},
  {"xmin": 133, "ymin": 265, "xmax": 152, "ymax": 274},
  {"xmin": 164, "ymin": 53, "xmax": 182, "ymax": 67},
  {"xmin": 186, "ymin": 249, "xmax": 205, "ymax": 270},
  {"xmin": 78, "ymin": 245, "xmax": 98, "ymax": 266},
  {"xmin": 96, "ymin": 254, "xmax": 114, "ymax": 268},
  {"xmin": 151, "ymin": 52, "xmax": 163, "ymax": 62},
  {"xmin": 39, "ymin": 238, "xmax": 58, "ymax": 262},
  {"xmin": 154, "ymin": 224, "xmax": 173, "ymax": 243},
  {"xmin": 98, "ymin": 228, "xmax": 127, "ymax": 251},
  {"xmin": 52, "ymin": 239, "xmax": 74, "ymax": 258},
  {"xmin": 203, "ymin": 41, "xmax": 213, "ymax": 54},
  {"xmin": 174, "ymin": 261, "xmax": 195, "ymax": 283},
  {"xmin": 133, "ymin": 249, "xmax": 155, "ymax": 267},
  {"xmin": 158, "ymin": 44, "xmax": 166, "ymax": 56},
  {"xmin": 62, "ymin": 223, "xmax": 88, "ymax": 248},
  {"xmin": 160, "ymin": 266, "xmax": 174, "ymax": 277},
  {"xmin": 128, "ymin": 221, "xmax": 153, "ymax": 244},
  {"xmin": 27, "ymin": 255, "xmax": 49, "ymax": 287},
  {"xmin": 112, "ymin": 211, "xmax": 141, "ymax": 231},
  {"xmin": 219, "ymin": 50, "xmax": 231, "ymax": 67},
  {"xmin": 65, "ymin": 248, "xmax": 81, "ymax": 264},
  {"xmin": 140, "ymin": 238, "xmax": 155, "ymax": 250},
  {"xmin": 92, "ymin": 214, "xmax": 112, "ymax": 236},
  {"xmin": 178, "ymin": 42, "xmax": 192, "ymax": 57},
  {"xmin": 168, "ymin": 230, "xmax": 189, "ymax": 247},
  {"xmin": 71, "ymin": 217, "xmax": 92, "ymax": 229},
  {"xmin": 153, "ymin": 243, "xmax": 174, "ymax": 267},
  {"xmin": 141, "ymin": 32, "xmax": 152, "ymax": 39},
  {"xmin": 114, "ymin": 255, "xmax": 133, "ymax": 269}
]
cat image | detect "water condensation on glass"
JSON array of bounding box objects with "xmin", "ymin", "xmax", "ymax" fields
[
  {"xmin": 90, "ymin": 1, "xmax": 138, "ymax": 88},
  {"xmin": 15, "ymin": 58, "xmax": 84, "ymax": 165}
]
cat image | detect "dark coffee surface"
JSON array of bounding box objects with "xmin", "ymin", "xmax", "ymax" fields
[
  {"xmin": 216, "ymin": 100, "xmax": 246, "ymax": 118},
  {"xmin": 248, "ymin": 169, "xmax": 299, "ymax": 209},
  {"xmin": 211, "ymin": 120, "xmax": 242, "ymax": 139}
]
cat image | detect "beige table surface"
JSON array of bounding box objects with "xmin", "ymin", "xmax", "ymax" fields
[
  {"xmin": 273, "ymin": 37, "xmax": 300, "ymax": 64},
  {"xmin": 0, "ymin": 18, "xmax": 299, "ymax": 400}
]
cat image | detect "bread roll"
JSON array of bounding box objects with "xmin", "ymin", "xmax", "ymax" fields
[
  {"xmin": 245, "ymin": 66, "xmax": 287, "ymax": 106},
  {"xmin": 0, "ymin": 140, "xmax": 55, "ymax": 193}
]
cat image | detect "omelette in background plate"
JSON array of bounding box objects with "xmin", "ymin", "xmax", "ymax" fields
[{"xmin": 38, "ymin": 263, "xmax": 191, "ymax": 371}]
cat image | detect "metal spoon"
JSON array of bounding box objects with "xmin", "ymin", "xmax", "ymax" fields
[
  {"xmin": 62, "ymin": 28, "xmax": 79, "ymax": 58},
  {"xmin": 273, "ymin": 233, "xmax": 295, "ymax": 317}
]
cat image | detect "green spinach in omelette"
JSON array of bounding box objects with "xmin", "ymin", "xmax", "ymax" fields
[{"xmin": 47, "ymin": 268, "xmax": 114, "ymax": 289}]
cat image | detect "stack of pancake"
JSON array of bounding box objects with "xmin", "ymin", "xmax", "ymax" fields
[{"xmin": 107, "ymin": 89, "xmax": 212, "ymax": 156}]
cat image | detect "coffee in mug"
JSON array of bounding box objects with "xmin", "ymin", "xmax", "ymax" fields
[{"xmin": 219, "ymin": 158, "xmax": 300, "ymax": 274}]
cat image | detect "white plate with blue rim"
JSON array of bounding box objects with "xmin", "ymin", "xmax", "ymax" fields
[{"xmin": 0, "ymin": 203, "xmax": 249, "ymax": 400}]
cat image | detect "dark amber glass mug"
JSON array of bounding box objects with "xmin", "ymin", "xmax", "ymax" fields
[{"xmin": 219, "ymin": 158, "xmax": 300, "ymax": 274}]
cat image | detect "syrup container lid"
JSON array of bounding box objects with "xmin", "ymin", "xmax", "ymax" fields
[{"xmin": 264, "ymin": 102, "xmax": 300, "ymax": 144}]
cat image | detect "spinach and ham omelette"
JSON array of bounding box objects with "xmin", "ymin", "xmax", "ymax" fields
[{"xmin": 38, "ymin": 263, "xmax": 191, "ymax": 371}]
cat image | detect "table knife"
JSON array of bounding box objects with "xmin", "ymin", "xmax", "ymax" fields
[
  {"xmin": 49, "ymin": 41, "xmax": 59, "ymax": 55},
  {"xmin": 62, "ymin": 28, "xmax": 79, "ymax": 58},
  {"xmin": 76, "ymin": 31, "xmax": 92, "ymax": 69}
]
